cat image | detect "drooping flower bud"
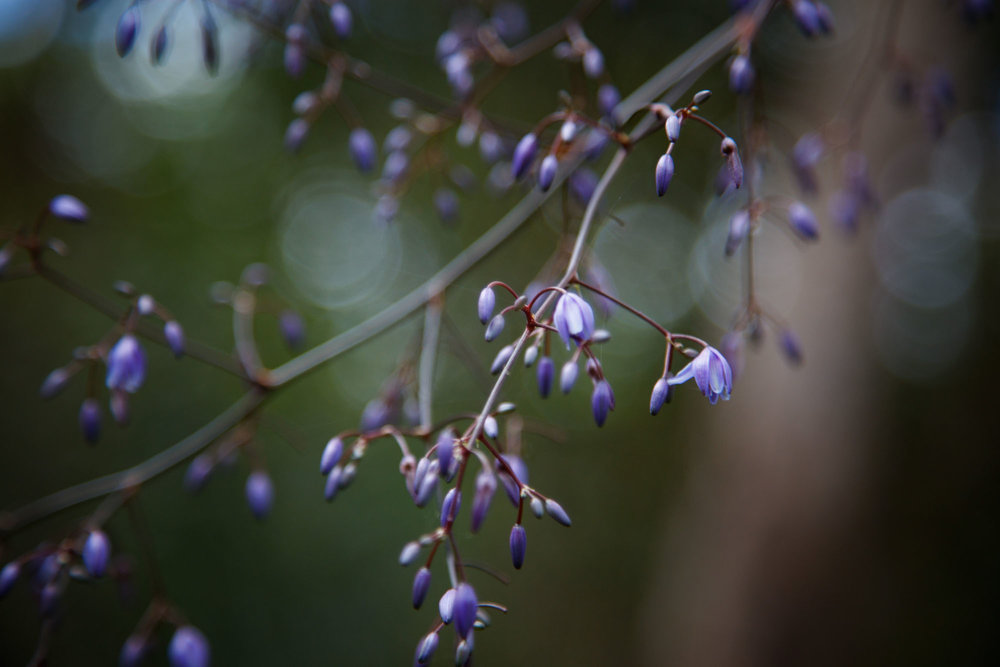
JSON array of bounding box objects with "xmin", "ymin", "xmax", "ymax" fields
[
  {"xmin": 82, "ymin": 530, "xmax": 111, "ymax": 578},
  {"xmin": 40, "ymin": 367, "xmax": 72, "ymax": 399},
  {"xmin": 168, "ymin": 625, "xmax": 210, "ymax": 667},
  {"xmin": 470, "ymin": 469, "xmax": 497, "ymax": 532},
  {"xmin": 245, "ymin": 471, "xmax": 274, "ymax": 520},
  {"xmin": 665, "ymin": 114, "xmax": 682, "ymax": 143},
  {"xmin": 725, "ymin": 210, "xmax": 751, "ymax": 257},
  {"xmin": 483, "ymin": 415, "xmax": 499, "ymax": 439},
  {"xmin": 497, "ymin": 454, "xmax": 528, "ymax": 505},
  {"xmin": 649, "ymin": 377, "xmax": 672, "ymax": 415},
  {"xmin": 537, "ymin": 154, "xmax": 558, "ymax": 191},
  {"xmin": 329, "ymin": 2, "xmax": 353, "ymax": 39},
  {"xmin": 582, "ymin": 46, "xmax": 604, "ymax": 78},
  {"xmin": 509, "ymin": 524, "xmax": 527, "ymax": 569},
  {"xmin": 414, "ymin": 631, "xmax": 439, "ymax": 664},
  {"xmin": 0, "ymin": 562, "xmax": 20, "ymax": 598},
  {"xmin": 560, "ymin": 360, "xmax": 578, "ymax": 394},
  {"xmin": 536, "ymin": 356, "xmax": 555, "ymax": 398},
  {"xmin": 49, "ymin": 195, "xmax": 89, "ymax": 223},
  {"xmin": 412, "ymin": 567, "xmax": 432, "ymax": 609},
  {"xmin": 655, "ymin": 153, "xmax": 675, "ymax": 196},
  {"xmin": 484, "ymin": 314, "xmax": 505, "ymax": 342},
  {"xmin": 115, "ymin": 6, "xmax": 140, "ymax": 58},
  {"xmin": 438, "ymin": 588, "xmax": 456, "ymax": 624},
  {"xmin": 349, "ymin": 128, "xmax": 377, "ymax": 172},
  {"xmin": 511, "ymin": 133, "xmax": 538, "ymax": 180},
  {"xmin": 545, "ymin": 498, "xmax": 573, "ymax": 526},
  {"xmin": 453, "ymin": 582, "xmax": 478, "ymax": 638},
  {"xmin": 399, "ymin": 541, "xmax": 421, "ymax": 566},
  {"xmin": 320, "ymin": 437, "xmax": 344, "ymax": 475},
  {"xmin": 489, "ymin": 346, "xmax": 514, "ymax": 375},
  {"xmin": 440, "ymin": 488, "xmax": 462, "ymax": 526},
  {"xmin": 597, "ymin": 84, "xmax": 621, "ymax": 117},
  {"xmin": 729, "ymin": 54, "xmax": 755, "ymax": 94},
  {"xmin": 788, "ymin": 202, "xmax": 819, "ymax": 240},
  {"xmin": 164, "ymin": 321, "xmax": 185, "ymax": 358},
  {"xmin": 106, "ymin": 335, "xmax": 147, "ymax": 394},
  {"xmin": 279, "ymin": 310, "xmax": 306, "ymax": 349},
  {"xmin": 184, "ymin": 455, "xmax": 212, "ymax": 493},
  {"xmin": 591, "ymin": 380, "xmax": 615, "ymax": 427}
]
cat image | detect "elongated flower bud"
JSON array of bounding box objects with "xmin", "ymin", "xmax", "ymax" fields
[
  {"xmin": 245, "ymin": 471, "xmax": 274, "ymax": 520},
  {"xmin": 329, "ymin": 2, "xmax": 352, "ymax": 39},
  {"xmin": 453, "ymin": 582, "xmax": 478, "ymax": 638},
  {"xmin": 665, "ymin": 114, "xmax": 681, "ymax": 143},
  {"xmin": 649, "ymin": 377, "xmax": 672, "ymax": 415},
  {"xmin": 320, "ymin": 437, "xmax": 344, "ymax": 475},
  {"xmin": 655, "ymin": 153, "xmax": 674, "ymax": 196},
  {"xmin": 537, "ymin": 356, "xmax": 555, "ymax": 397},
  {"xmin": 537, "ymin": 154, "xmax": 558, "ymax": 191},
  {"xmin": 115, "ymin": 7, "xmax": 140, "ymax": 58},
  {"xmin": 477, "ymin": 287, "xmax": 495, "ymax": 324},
  {"xmin": 485, "ymin": 314, "xmax": 505, "ymax": 342},
  {"xmin": 560, "ymin": 360, "xmax": 578, "ymax": 394},
  {"xmin": 415, "ymin": 631, "xmax": 439, "ymax": 664},
  {"xmin": 788, "ymin": 202, "xmax": 819, "ymax": 240},
  {"xmin": 509, "ymin": 524, "xmax": 527, "ymax": 569},
  {"xmin": 168, "ymin": 625, "xmax": 210, "ymax": 667},
  {"xmin": 82, "ymin": 530, "xmax": 111, "ymax": 578},
  {"xmin": 511, "ymin": 133, "xmax": 538, "ymax": 180},
  {"xmin": 412, "ymin": 567, "xmax": 432, "ymax": 609},
  {"xmin": 545, "ymin": 498, "xmax": 573, "ymax": 526}
]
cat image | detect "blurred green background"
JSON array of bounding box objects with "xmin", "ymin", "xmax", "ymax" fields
[{"xmin": 2, "ymin": 1, "xmax": 999, "ymax": 665}]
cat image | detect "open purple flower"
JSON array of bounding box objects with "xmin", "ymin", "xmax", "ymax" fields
[
  {"xmin": 553, "ymin": 292, "xmax": 595, "ymax": 349},
  {"xmin": 667, "ymin": 346, "xmax": 733, "ymax": 404}
]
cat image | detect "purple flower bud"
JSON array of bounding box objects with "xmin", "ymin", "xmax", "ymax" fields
[
  {"xmin": 720, "ymin": 137, "xmax": 743, "ymax": 190},
  {"xmin": 597, "ymin": 83, "xmax": 621, "ymax": 117},
  {"xmin": 477, "ymin": 287, "xmax": 496, "ymax": 324},
  {"xmin": 591, "ymin": 380, "xmax": 614, "ymax": 427},
  {"xmin": 320, "ymin": 437, "xmax": 344, "ymax": 475},
  {"xmin": 279, "ymin": 310, "xmax": 305, "ymax": 349},
  {"xmin": 497, "ymin": 455, "xmax": 527, "ymax": 505},
  {"xmin": 815, "ymin": 2, "xmax": 835, "ymax": 33},
  {"xmin": 788, "ymin": 202, "xmax": 819, "ymax": 240},
  {"xmin": 119, "ymin": 635, "xmax": 146, "ymax": 667},
  {"xmin": 649, "ymin": 377, "xmax": 672, "ymax": 415},
  {"xmin": 725, "ymin": 210, "xmax": 751, "ymax": 257},
  {"xmin": 511, "ymin": 133, "xmax": 538, "ymax": 180},
  {"xmin": 553, "ymin": 292, "xmax": 595, "ymax": 348},
  {"xmin": 115, "ymin": 7, "xmax": 140, "ymax": 58},
  {"xmin": 40, "ymin": 582, "xmax": 59, "ymax": 617},
  {"xmin": 184, "ymin": 455, "xmax": 212, "ymax": 493},
  {"xmin": 537, "ymin": 154, "xmax": 558, "ymax": 191},
  {"xmin": 412, "ymin": 567, "xmax": 432, "ymax": 609},
  {"xmin": 438, "ymin": 588, "xmax": 456, "ymax": 623},
  {"xmin": 509, "ymin": 524, "xmax": 527, "ymax": 569},
  {"xmin": 729, "ymin": 54, "xmax": 755, "ymax": 94},
  {"xmin": 440, "ymin": 488, "xmax": 461, "ymax": 526},
  {"xmin": 151, "ymin": 24, "xmax": 169, "ymax": 65},
  {"xmin": 201, "ymin": 12, "xmax": 219, "ymax": 74},
  {"xmin": 415, "ymin": 631, "xmax": 439, "ymax": 664},
  {"xmin": 456, "ymin": 636, "xmax": 474, "ymax": 664},
  {"xmin": 399, "ymin": 541, "xmax": 421, "ymax": 566},
  {"xmin": 433, "ymin": 188, "xmax": 459, "ymax": 223},
  {"xmin": 0, "ymin": 562, "xmax": 19, "ymax": 598},
  {"xmin": 414, "ymin": 468, "xmax": 439, "ymax": 507},
  {"xmin": 168, "ymin": 625, "xmax": 210, "ymax": 667},
  {"xmin": 137, "ymin": 294, "xmax": 154, "ymax": 316},
  {"xmin": 655, "ymin": 153, "xmax": 674, "ymax": 196},
  {"xmin": 329, "ymin": 2, "xmax": 352, "ymax": 39},
  {"xmin": 560, "ymin": 360, "xmax": 578, "ymax": 394},
  {"xmin": 284, "ymin": 118, "xmax": 310, "ymax": 153},
  {"xmin": 324, "ymin": 465, "xmax": 343, "ymax": 501},
  {"xmin": 490, "ymin": 345, "xmax": 514, "ymax": 375},
  {"xmin": 791, "ymin": 0, "xmax": 822, "ymax": 36},
  {"xmin": 478, "ymin": 131, "xmax": 504, "ymax": 164},
  {"xmin": 665, "ymin": 114, "xmax": 681, "ymax": 143},
  {"xmin": 163, "ymin": 321, "xmax": 185, "ymax": 358},
  {"xmin": 437, "ymin": 433, "xmax": 455, "ymax": 479},
  {"xmin": 284, "ymin": 24, "xmax": 308, "ymax": 77},
  {"xmin": 470, "ymin": 470, "xmax": 497, "ymax": 532},
  {"xmin": 40, "ymin": 367, "xmax": 71, "ymax": 399},
  {"xmin": 779, "ymin": 329, "xmax": 803, "ymax": 365},
  {"xmin": 382, "ymin": 151, "xmax": 409, "ymax": 183},
  {"xmin": 545, "ymin": 498, "xmax": 572, "ymax": 526},
  {"xmin": 484, "ymin": 416, "xmax": 500, "ymax": 439},
  {"xmin": 453, "ymin": 582, "xmax": 478, "ymax": 639},
  {"xmin": 484, "ymin": 314, "xmax": 505, "ymax": 342},
  {"xmin": 106, "ymin": 335, "xmax": 146, "ymax": 394},
  {"xmin": 245, "ymin": 471, "xmax": 274, "ymax": 520},
  {"xmin": 667, "ymin": 345, "xmax": 733, "ymax": 405},
  {"xmin": 292, "ymin": 91, "xmax": 319, "ymax": 116},
  {"xmin": 82, "ymin": 530, "xmax": 111, "ymax": 578},
  {"xmin": 340, "ymin": 462, "xmax": 357, "ymax": 488},
  {"xmin": 49, "ymin": 195, "xmax": 89, "ymax": 223},
  {"xmin": 792, "ymin": 132, "xmax": 824, "ymax": 193},
  {"xmin": 349, "ymin": 128, "xmax": 377, "ymax": 172},
  {"xmin": 524, "ymin": 345, "xmax": 538, "ymax": 367},
  {"xmin": 568, "ymin": 168, "xmax": 598, "ymax": 206},
  {"xmin": 582, "ymin": 46, "xmax": 604, "ymax": 78},
  {"xmin": 536, "ymin": 356, "xmax": 555, "ymax": 398},
  {"xmin": 530, "ymin": 496, "xmax": 544, "ymax": 518}
]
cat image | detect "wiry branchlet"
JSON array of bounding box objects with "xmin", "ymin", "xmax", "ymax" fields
[
  {"xmin": 655, "ymin": 153, "xmax": 674, "ymax": 196},
  {"xmin": 509, "ymin": 524, "xmax": 527, "ymax": 569},
  {"xmin": 545, "ymin": 498, "xmax": 573, "ymax": 527},
  {"xmin": 82, "ymin": 530, "xmax": 111, "ymax": 578},
  {"xmin": 168, "ymin": 625, "xmax": 210, "ymax": 667},
  {"xmin": 412, "ymin": 567, "xmax": 432, "ymax": 609},
  {"xmin": 245, "ymin": 471, "xmax": 274, "ymax": 520}
]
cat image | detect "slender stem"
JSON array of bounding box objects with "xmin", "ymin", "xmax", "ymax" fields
[{"xmin": 418, "ymin": 297, "xmax": 444, "ymax": 429}]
